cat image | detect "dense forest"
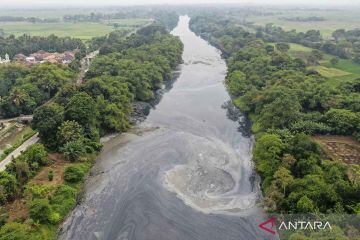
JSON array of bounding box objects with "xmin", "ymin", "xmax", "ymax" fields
[
  {"xmin": 0, "ymin": 63, "xmax": 75, "ymax": 118},
  {"xmin": 190, "ymin": 14, "xmax": 360, "ymax": 218},
  {"xmin": 0, "ymin": 34, "xmax": 85, "ymax": 58},
  {"xmin": 0, "ymin": 23, "xmax": 183, "ymax": 239}
]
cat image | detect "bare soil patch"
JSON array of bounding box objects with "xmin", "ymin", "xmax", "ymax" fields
[
  {"xmin": 314, "ymin": 135, "xmax": 360, "ymax": 165},
  {"xmin": 31, "ymin": 153, "xmax": 69, "ymax": 186}
]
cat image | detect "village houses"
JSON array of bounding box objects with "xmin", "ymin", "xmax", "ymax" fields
[{"xmin": 13, "ymin": 50, "xmax": 76, "ymax": 66}]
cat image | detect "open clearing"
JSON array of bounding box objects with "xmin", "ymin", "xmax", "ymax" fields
[
  {"xmin": 309, "ymin": 66, "xmax": 351, "ymax": 78},
  {"xmin": 314, "ymin": 135, "xmax": 360, "ymax": 165},
  {"xmin": 287, "ymin": 43, "xmax": 360, "ymax": 87}
]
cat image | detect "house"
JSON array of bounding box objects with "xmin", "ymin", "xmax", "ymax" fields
[
  {"xmin": 0, "ymin": 54, "xmax": 10, "ymax": 64},
  {"xmin": 14, "ymin": 50, "xmax": 76, "ymax": 65},
  {"xmin": 13, "ymin": 54, "xmax": 26, "ymax": 62},
  {"xmin": 25, "ymin": 56, "xmax": 36, "ymax": 63},
  {"xmin": 62, "ymin": 51, "xmax": 75, "ymax": 64}
]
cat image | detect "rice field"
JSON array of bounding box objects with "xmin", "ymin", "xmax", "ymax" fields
[{"xmin": 0, "ymin": 19, "xmax": 151, "ymax": 41}]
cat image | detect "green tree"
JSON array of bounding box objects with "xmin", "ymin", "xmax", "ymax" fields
[
  {"xmin": 274, "ymin": 167, "xmax": 294, "ymax": 194},
  {"xmin": 61, "ymin": 139, "xmax": 86, "ymax": 162},
  {"xmin": 32, "ymin": 103, "xmax": 64, "ymax": 147},
  {"xmin": 225, "ymin": 70, "xmax": 248, "ymax": 96},
  {"xmin": 325, "ymin": 108, "xmax": 360, "ymax": 135},
  {"xmin": 0, "ymin": 172, "xmax": 17, "ymax": 202},
  {"xmin": 23, "ymin": 143, "xmax": 48, "ymax": 167},
  {"xmin": 19, "ymin": 63, "xmax": 71, "ymax": 98},
  {"xmin": 253, "ymin": 134, "xmax": 284, "ymax": 178},
  {"xmin": 63, "ymin": 166, "xmax": 84, "ymax": 183},
  {"xmin": 258, "ymin": 93, "xmax": 301, "ymax": 130},
  {"xmin": 65, "ymin": 92, "xmax": 97, "ymax": 128},
  {"xmin": 101, "ymin": 103, "xmax": 129, "ymax": 133},
  {"xmin": 57, "ymin": 120, "xmax": 84, "ymax": 146},
  {"xmin": 296, "ymin": 196, "xmax": 316, "ymax": 213},
  {"xmin": 275, "ymin": 42, "xmax": 290, "ymax": 52},
  {"xmin": 14, "ymin": 160, "xmax": 30, "ymax": 186}
]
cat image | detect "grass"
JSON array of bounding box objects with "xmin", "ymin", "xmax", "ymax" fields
[
  {"xmin": 0, "ymin": 19, "xmax": 151, "ymax": 41},
  {"xmin": 309, "ymin": 66, "xmax": 351, "ymax": 78},
  {"xmin": 285, "ymin": 43, "xmax": 360, "ymax": 87},
  {"xmin": 246, "ymin": 8, "xmax": 360, "ymax": 38},
  {"xmin": 288, "ymin": 43, "xmax": 313, "ymax": 53}
]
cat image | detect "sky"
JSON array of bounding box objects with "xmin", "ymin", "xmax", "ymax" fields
[{"xmin": 1, "ymin": 0, "xmax": 360, "ymax": 6}]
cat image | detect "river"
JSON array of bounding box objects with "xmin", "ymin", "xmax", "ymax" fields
[{"xmin": 59, "ymin": 15, "xmax": 275, "ymax": 240}]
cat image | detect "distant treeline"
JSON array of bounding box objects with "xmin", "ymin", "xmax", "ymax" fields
[
  {"xmin": 279, "ymin": 16, "xmax": 326, "ymax": 22},
  {"xmin": 0, "ymin": 16, "xmax": 60, "ymax": 23}
]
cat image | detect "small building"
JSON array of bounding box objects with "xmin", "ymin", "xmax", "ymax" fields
[
  {"xmin": 62, "ymin": 51, "xmax": 75, "ymax": 64},
  {"xmin": 13, "ymin": 54, "xmax": 26, "ymax": 62},
  {"xmin": 0, "ymin": 54, "xmax": 10, "ymax": 64},
  {"xmin": 25, "ymin": 56, "xmax": 36, "ymax": 63}
]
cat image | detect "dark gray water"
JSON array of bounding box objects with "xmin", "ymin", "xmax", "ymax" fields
[{"xmin": 59, "ymin": 16, "xmax": 275, "ymax": 240}]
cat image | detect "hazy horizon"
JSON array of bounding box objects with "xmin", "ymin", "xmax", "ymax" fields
[{"xmin": 1, "ymin": 0, "xmax": 360, "ymax": 7}]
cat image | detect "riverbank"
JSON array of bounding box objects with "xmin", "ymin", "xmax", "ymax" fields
[
  {"xmin": 0, "ymin": 23, "xmax": 184, "ymax": 240},
  {"xmin": 58, "ymin": 15, "xmax": 271, "ymax": 240},
  {"xmin": 188, "ymin": 12, "xmax": 360, "ymax": 222}
]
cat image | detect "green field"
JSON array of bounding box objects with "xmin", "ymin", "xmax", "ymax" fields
[
  {"xmin": 309, "ymin": 66, "xmax": 351, "ymax": 78},
  {"xmin": 0, "ymin": 19, "xmax": 151, "ymax": 40},
  {"xmin": 286, "ymin": 43, "xmax": 360, "ymax": 87},
  {"xmin": 246, "ymin": 8, "xmax": 360, "ymax": 38}
]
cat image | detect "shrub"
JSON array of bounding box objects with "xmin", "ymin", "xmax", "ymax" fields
[
  {"xmin": 325, "ymin": 108, "xmax": 360, "ymax": 135},
  {"xmin": 29, "ymin": 198, "xmax": 51, "ymax": 223},
  {"xmin": 48, "ymin": 170, "xmax": 54, "ymax": 181},
  {"xmin": 0, "ymin": 222, "xmax": 29, "ymax": 239},
  {"xmin": 297, "ymin": 196, "xmax": 316, "ymax": 213},
  {"xmin": 61, "ymin": 140, "xmax": 86, "ymax": 162},
  {"xmin": 290, "ymin": 120, "xmax": 332, "ymax": 134},
  {"xmin": 25, "ymin": 184, "xmax": 51, "ymax": 200},
  {"xmin": 63, "ymin": 166, "xmax": 84, "ymax": 183},
  {"xmin": 23, "ymin": 143, "xmax": 48, "ymax": 166},
  {"xmin": 50, "ymin": 184, "xmax": 77, "ymax": 217},
  {"xmin": 0, "ymin": 172, "xmax": 17, "ymax": 202},
  {"xmin": 48, "ymin": 211, "xmax": 61, "ymax": 224},
  {"xmin": 0, "ymin": 207, "xmax": 8, "ymax": 227}
]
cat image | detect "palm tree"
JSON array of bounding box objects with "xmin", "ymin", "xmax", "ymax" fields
[{"xmin": 61, "ymin": 140, "xmax": 86, "ymax": 162}]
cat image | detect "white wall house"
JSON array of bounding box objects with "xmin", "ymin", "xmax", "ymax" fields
[{"xmin": 0, "ymin": 54, "xmax": 10, "ymax": 64}]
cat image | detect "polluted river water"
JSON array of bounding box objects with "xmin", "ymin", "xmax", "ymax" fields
[{"xmin": 58, "ymin": 15, "xmax": 275, "ymax": 240}]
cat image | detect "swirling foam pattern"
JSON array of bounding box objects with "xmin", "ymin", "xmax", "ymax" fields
[{"xmin": 58, "ymin": 16, "xmax": 276, "ymax": 240}]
